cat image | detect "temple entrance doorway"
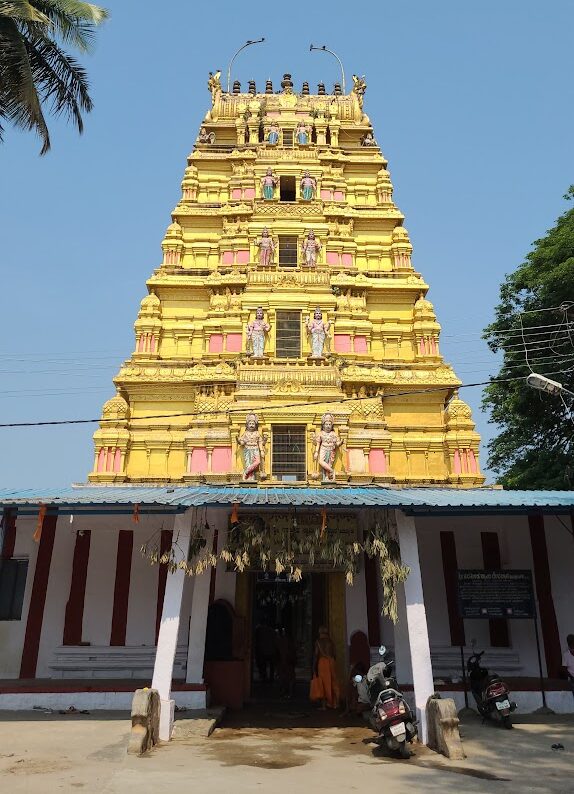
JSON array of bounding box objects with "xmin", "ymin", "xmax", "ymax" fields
[
  {"xmin": 249, "ymin": 572, "xmax": 327, "ymax": 700},
  {"xmin": 237, "ymin": 572, "xmax": 328, "ymax": 701}
]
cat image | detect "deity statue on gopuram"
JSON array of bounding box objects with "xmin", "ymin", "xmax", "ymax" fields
[
  {"xmin": 296, "ymin": 120, "xmax": 311, "ymax": 145},
  {"xmin": 301, "ymin": 229, "xmax": 320, "ymax": 267},
  {"xmin": 306, "ymin": 307, "xmax": 330, "ymax": 358},
  {"xmin": 266, "ymin": 121, "xmax": 280, "ymax": 145},
  {"xmin": 261, "ymin": 168, "xmax": 278, "ymax": 200},
  {"xmin": 313, "ymin": 413, "xmax": 344, "ymax": 481},
  {"xmin": 256, "ymin": 228, "xmax": 275, "ymax": 266},
  {"xmin": 246, "ymin": 307, "xmax": 270, "ymax": 358},
  {"xmin": 237, "ymin": 413, "xmax": 267, "ymax": 481},
  {"xmin": 300, "ymin": 170, "xmax": 316, "ymax": 201}
]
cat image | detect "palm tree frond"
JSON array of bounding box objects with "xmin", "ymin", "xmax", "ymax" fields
[
  {"xmin": 26, "ymin": 33, "xmax": 93, "ymax": 133},
  {"xmin": 0, "ymin": 1, "xmax": 50, "ymax": 24},
  {"xmin": 28, "ymin": 0, "xmax": 108, "ymax": 53},
  {"xmin": 0, "ymin": 16, "xmax": 50, "ymax": 152}
]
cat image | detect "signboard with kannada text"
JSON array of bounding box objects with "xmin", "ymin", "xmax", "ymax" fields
[{"xmin": 457, "ymin": 569, "xmax": 535, "ymax": 619}]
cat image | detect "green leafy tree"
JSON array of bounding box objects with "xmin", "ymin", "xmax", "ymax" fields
[
  {"xmin": 483, "ymin": 187, "xmax": 574, "ymax": 489},
  {"xmin": 0, "ymin": 0, "xmax": 108, "ymax": 154}
]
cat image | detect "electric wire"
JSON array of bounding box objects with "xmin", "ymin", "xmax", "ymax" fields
[{"xmin": 0, "ymin": 374, "xmax": 550, "ymax": 429}]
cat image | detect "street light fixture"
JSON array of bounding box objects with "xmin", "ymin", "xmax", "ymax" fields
[
  {"xmin": 526, "ymin": 373, "xmax": 574, "ymax": 397},
  {"xmin": 309, "ymin": 44, "xmax": 346, "ymax": 94},
  {"xmin": 226, "ymin": 38, "xmax": 265, "ymax": 94}
]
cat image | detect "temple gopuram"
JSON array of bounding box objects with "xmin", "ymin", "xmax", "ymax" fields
[
  {"xmin": 3, "ymin": 70, "xmax": 571, "ymax": 747},
  {"xmin": 89, "ymin": 71, "xmax": 483, "ymax": 487}
]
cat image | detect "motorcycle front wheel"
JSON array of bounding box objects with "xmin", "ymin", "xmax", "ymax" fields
[{"xmin": 399, "ymin": 742, "xmax": 410, "ymax": 759}]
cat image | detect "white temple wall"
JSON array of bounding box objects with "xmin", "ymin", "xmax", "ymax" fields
[
  {"xmin": 412, "ymin": 514, "xmax": 569, "ymax": 679},
  {"xmin": 0, "ymin": 516, "xmax": 37, "ymax": 677},
  {"xmin": 126, "ymin": 519, "xmax": 161, "ymax": 647},
  {"xmin": 36, "ymin": 517, "xmax": 75, "ymax": 677},
  {"xmin": 545, "ymin": 514, "xmax": 574, "ymax": 655},
  {"xmin": 211, "ymin": 511, "xmax": 237, "ymax": 607}
]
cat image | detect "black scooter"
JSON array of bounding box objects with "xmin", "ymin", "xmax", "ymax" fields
[
  {"xmin": 467, "ymin": 650, "xmax": 516, "ymax": 728},
  {"xmin": 354, "ymin": 645, "xmax": 417, "ymax": 758}
]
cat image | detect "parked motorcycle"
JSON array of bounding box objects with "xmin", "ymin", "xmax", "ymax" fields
[
  {"xmin": 467, "ymin": 650, "xmax": 516, "ymax": 728},
  {"xmin": 354, "ymin": 645, "xmax": 417, "ymax": 759}
]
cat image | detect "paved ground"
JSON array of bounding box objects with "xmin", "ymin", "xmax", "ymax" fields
[{"xmin": 0, "ymin": 705, "xmax": 571, "ymax": 793}]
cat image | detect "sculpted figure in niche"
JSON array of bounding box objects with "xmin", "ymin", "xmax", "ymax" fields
[
  {"xmin": 261, "ymin": 168, "xmax": 278, "ymax": 200},
  {"xmin": 306, "ymin": 307, "xmax": 330, "ymax": 358},
  {"xmin": 313, "ymin": 413, "xmax": 343, "ymax": 481},
  {"xmin": 237, "ymin": 413, "xmax": 267, "ymax": 481},
  {"xmin": 210, "ymin": 291, "xmax": 227, "ymax": 312},
  {"xmin": 335, "ymin": 289, "xmax": 350, "ymax": 313},
  {"xmin": 300, "ymin": 170, "xmax": 316, "ymax": 201},
  {"xmin": 267, "ymin": 122, "xmax": 280, "ymax": 145},
  {"xmin": 256, "ymin": 227, "xmax": 275, "ymax": 267},
  {"xmin": 246, "ymin": 307, "xmax": 270, "ymax": 358},
  {"xmin": 361, "ymin": 131, "xmax": 377, "ymax": 147},
  {"xmin": 296, "ymin": 120, "xmax": 310, "ymax": 145},
  {"xmin": 301, "ymin": 230, "xmax": 320, "ymax": 267},
  {"xmin": 198, "ymin": 126, "xmax": 215, "ymax": 144},
  {"xmin": 226, "ymin": 288, "xmax": 242, "ymax": 311}
]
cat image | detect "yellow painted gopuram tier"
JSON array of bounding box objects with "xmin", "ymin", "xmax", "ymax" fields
[{"xmin": 89, "ymin": 72, "xmax": 483, "ymax": 486}]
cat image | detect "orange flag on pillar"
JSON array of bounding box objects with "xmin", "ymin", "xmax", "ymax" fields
[
  {"xmin": 132, "ymin": 503, "xmax": 140, "ymax": 523},
  {"xmin": 33, "ymin": 504, "xmax": 47, "ymax": 543}
]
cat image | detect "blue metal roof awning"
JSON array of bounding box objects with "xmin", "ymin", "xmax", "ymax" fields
[{"xmin": 0, "ymin": 485, "xmax": 573, "ymax": 516}]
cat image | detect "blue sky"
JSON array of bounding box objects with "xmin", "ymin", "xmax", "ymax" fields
[{"xmin": 1, "ymin": 0, "xmax": 573, "ymax": 487}]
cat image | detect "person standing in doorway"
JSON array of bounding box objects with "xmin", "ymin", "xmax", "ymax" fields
[
  {"xmin": 561, "ymin": 634, "xmax": 574, "ymax": 699},
  {"xmin": 312, "ymin": 626, "xmax": 340, "ymax": 709}
]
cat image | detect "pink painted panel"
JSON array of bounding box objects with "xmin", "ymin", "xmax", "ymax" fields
[
  {"xmin": 106, "ymin": 447, "xmax": 114, "ymax": 472},
  {"xmin": 212, "ymin": 446, "xmax": 232, "ymax": 473},
  {"xmin": 113, "ymin": 448, "xmax": 122, "ymax": 473},
  {"xmin": 222, "ymin": 251, "xmax": 234, "ymax": 265},
  {"xmin": 418, "ymin": 339, "xmax": 425, "ymax": 355},
  {"xmin": 97, "ymin": 448, "xmax": 106, "ymax": 473},
  {"xmin": 468, "ymin": 449, "xmax": 478, "ymax": 474},
  {"xmin": 190, "ymin": 448, "xmax": 208, "ymax": 474},
  {"xmin": 326, "ymin": 251, "xmax": 339, "ymax": 265},
  {"xmin": 236, "ymin": 249, "xmax": 250, "ymax": 264},
  {"xmin": 150, "ymin": 335, "xmax": 156, "ymax": 353},
  {"xmin": 209, "ymin": 334, "xmax": 224, "ymax": 353},
  {"xmin": 354, "ymin": 336, "xmax": 368, "ymax": 354},
  {"xmin": 137, "ymin": 336, "xmax": 144, "ymax": 353},
  {"xmin": 244, "ymin": 188, "xmax": 255, "ymax": 199},
  {"xmin": 341, "ymin": 253, "xmax": 353, "ymax": 266},
  {"xmin": 453, "ymin": 449, "xmax": 461, "ymax": 475},
  {"xmin": 369, "ymin": 449, "xmax": 387, "ymax": 475},
  {"xmin": 334, "ymin": 190, "xmax": 345, "ymax": 201},
  {"xmin": 320, "ymin": 189, "xmax": 332, "ymax": 200},
  {"xmin": 334, "ymin": 334, "xmax": 352, "ymax": 353},
  {"xmin": 226, "ymin": 333, "xmax": 242, "ymax": 352},
  {"xmin": 231, "ymin": 188, "xmax": 242, "ymax": 199},
  {"xmin": 347, "ymin": 448, "xmax": 365, "ymax": 474}
]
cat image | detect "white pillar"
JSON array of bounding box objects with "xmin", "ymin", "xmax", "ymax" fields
[
  {"xmin": 151, "ymin": 510, "xmax": 191, "ymax": 741},
  {"xmin": 186, "ymin": 527, "xmax": 214, "ymax": 683},
  {"xmin": 395, "ymin": 509, "xmax": 434, "ymax": 744}
]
